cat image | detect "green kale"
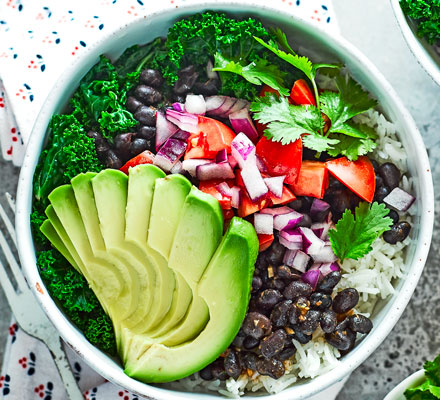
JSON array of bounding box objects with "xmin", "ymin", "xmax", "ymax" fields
[
  {"xmin": 30, "ymin": 203, "xmax": 49, "ymax": 250},
  {"xmin": 33, "ymin": 114, "xmax": 102, "ymax": 204},
  {"xmin": 400, "ymin": 0, "xmax": 440, "ymax": 44},
  {"xmin": 37, "ymin": 249, "xmax": 116, "ymax": 355}
]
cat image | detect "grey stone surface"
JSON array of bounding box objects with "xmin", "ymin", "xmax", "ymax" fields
[{"xmin": 0, "ymin": 1, "xmax": 438, "ymax": 398}]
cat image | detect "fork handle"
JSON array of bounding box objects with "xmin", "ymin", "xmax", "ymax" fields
[{"xmin": 46, "ymin": 337, "xmax": 85, "ymax": 400}]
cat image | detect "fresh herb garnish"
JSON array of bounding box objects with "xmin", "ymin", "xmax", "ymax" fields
[
  {"xmin": 400, "ymin": 0, "xmax": 440, "ymax": 44},
  {"xmin": 213, "ymin": 53, "xmax": 290, "ymax": 96},
  {"xmin": 405, "ymin": 354, "xmax": 440, "ymax": 399},
  {"xmin": 250, "ymin": 93, "xmax": 338, "ymax": 151},
  {"xmin": 328, "ymin": 202, "xmax": 393, "ymax": 262}
]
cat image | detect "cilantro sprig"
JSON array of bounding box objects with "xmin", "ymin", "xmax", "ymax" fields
[
  {"xmin": 328, "ymin": 202, "xmax": 393, "ymax": 262},
  {"xmin": 405, "ymin": 354, "xmax": 440, "ymax": 399}
]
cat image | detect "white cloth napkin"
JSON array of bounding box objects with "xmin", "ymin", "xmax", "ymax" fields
[{"xmin": 0, "ymin": 1, "xmax": 340, "ymax": 399}]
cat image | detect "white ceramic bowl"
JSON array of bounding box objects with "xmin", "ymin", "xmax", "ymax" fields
[
  {"xmin": 390, "ymin": 0, "xmax": 440, "ymax": 86},
  {"xmin": 15, "ymin": 1, "xmax": 434, "ymax": 399},
  {"xmin": 384, "ymin": 369, "xmax": 425, "ymax": 400}
]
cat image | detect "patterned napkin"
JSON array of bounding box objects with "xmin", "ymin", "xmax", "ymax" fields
[{"xmin": 0, "ymin": 0, "xmax": 338, "ymax": 399}]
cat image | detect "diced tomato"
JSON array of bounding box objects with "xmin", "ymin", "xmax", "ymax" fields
[
  {"xmin": 258, "ymin": 234, "xmax": 274, "ymax": 252},
  {"xmin": 120, "ymin": 150, "xmax": 154, "ymax": 174},
  {"xmin": 199, "ymin": 180, "xmax": 232, "ymax": 210},
  {"xmin": 223, "ymin": 209, "xmax": 235, "ymax": 221},
  {"xmin": 288, "ymin": 160, "xmax": 329, "ymax": 199},
  {"xmin": 256, "ymin": 136, "xmax": 303, "ymax": 185},
  {"xmin": 269, "ymin": 185, "xmax": 296, "ymax": 205},
  {"xmin": 238, "ymin": 190, "xmax": 269, "ymax": 218},
  {"xmin": 185, "ymin": 132, "xmax": 215, "ymax": 160},
  {"xmin": 326, "ymin": 156, "xmax": 375, "ymax": 203},
  {"xmin": 259, "ymin": 85, "xmax": 281, "ymax": 98},
  {"xmin": 290, "ymin": 79, "xmax": 316, "ymax": 106}
]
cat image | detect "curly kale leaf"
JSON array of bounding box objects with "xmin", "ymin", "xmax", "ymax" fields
[
  {"xmin": 400, "ymin": 0, "xmax": 440, "ymax": 44},
  {"xmin": 37, "ymin": 249, "xmax": 116, "ymax": 354}
]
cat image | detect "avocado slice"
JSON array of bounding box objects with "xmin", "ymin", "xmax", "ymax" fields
[{"xmin": 124, "ymin": 217, "xmax": 258, "ymax": 383}]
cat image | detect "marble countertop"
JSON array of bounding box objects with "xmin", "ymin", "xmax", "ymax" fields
[{"xmin": 0, "ymin": 1, "xmax": 438, "ymax": 399}]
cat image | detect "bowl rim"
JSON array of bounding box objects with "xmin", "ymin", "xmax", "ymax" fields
[
  {"xmin": 15, "ymin": 1, "xmax": 435, "ymax": 399},
  {"xmin": 390, "ymin": 0, "xmax": 440, "ymax": 86},
  {"xmin": 383, "ymin": 369, "xmax": 425, "ymax": 400}
]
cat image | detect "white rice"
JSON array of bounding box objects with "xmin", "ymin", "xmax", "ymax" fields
[{"xmin": 162, "ymin": 80, "xmax": 413, "ymax": 396}]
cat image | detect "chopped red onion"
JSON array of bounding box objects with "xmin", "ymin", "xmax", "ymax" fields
[
  {"xmin": 182, "ymin": 159, "xmax": 212, "ymax": 177},
  {"xmin": 273, "ymin": 211, "xmax": 303, "ymax": 231},
  {"xmin": 240, "ymin": 164, "xmax": 268, "ymax": 202},
  {"xmin": 311, "ymin": 222, "xmax": 331, "ymax": 240},
  {"xmin": 206, "ymin": 60, "xmax": 218, "ymax": 80},
  {"xmin": 185, "ymin": 94, "xmax": 206, "ymax": 115},
  {"xmin": 279, "ymin": 230, "xmax": 303, "ymax": 250},
  {"xmin": 196, "ymin": 162, "xmax": 235, "ymax": 181},
  {"xmin": 310, "ymin": 198, "xmax": 331, "ymax": 222},
  {"xmin": 166, "ymin": 109, "xmax": 199, "ymax": 133},
  {"xmin": 171, "ymin": 130, "xmax": 191, "ymax": 142},
  {"xmin": 227, "ymin": 99, "xmax": 249, "ymax": 116},
  {"xmin": 311, "ymin": 244, "xmax": 338, "ymax": 263},
  {"xmin": 216, "ymin": 182, "xmax": 233, "ymax": 197},
  {"xmin": 229, "ymin": 108, "xmax": 259, "ymax": 142},
  {"xmin": 172, "ymin": 102, "xmax": 185, "ymax": 112},
  {"xmin": 207, "ymin": 96, "xmax": 237, "ymax": 117},
  {"xmin": 302, "ymin": 269, "xmax": 321, "ymax": 290},
  {"xmin": 228, "ymin": 154, "xmax": 238, "ymax": 169},
  {"xmin": 319, "ymin": 262, "xmax": 340, "ymax": 276},
  {"xmin": 156, "ymin": 110, "xmax": 179, "ymax": 150},
  {"xmin": 283, "ymin": 250, "xmax": 310, "ymax": 273},
  {"xmin": 256, "ymin": 155, "xmax": 268, "ymax": 173},
  {"xmin": 205, "ymin": 96, "xmax": 227, "ymax": 113},
  {"xmin": 261, "ymin": 206, "xmax": 293, "ymax": 216},
  {"xmin": 384, "ymin": 187, "xmax": 415, "ymax": 212},
  {"xmin": 231, "ymin": 132, "xmax": 256, "ymax": 169},
  {"xmin": 264, "ymin": 176, "xmax": 286, "ymax": 199},
  {"xmin": 230, "ymin": 186, "xmax": 241, "ymax": 209},
  {"xmin": 153, "ymin": 138, "xmax": 187, "ymax": 172},
  {"xmin": 297, "ymin": 227, "xmax": 325, "ymax": 255},
  {"xmin": 170, "ymin": 160, "xmax": 183, "ymax": 175},
  {"xmin": 215, "ymin": 149, "xmax": 228, "ymax": 164},
  {"xmin": 254, "ymin": 213, "xmax": 274, "ymax": 235}
]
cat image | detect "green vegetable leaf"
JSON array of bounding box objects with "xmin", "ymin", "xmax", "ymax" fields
[
  {"xmin": 302, "ymin": 134, "xmax": 340, "ymax": 153},
  {"xmin": 328, "ymin": 202, "xmax": 393, "ymax": 262},
  {"xmin": 425, "ymin": 355, "xmax": 440, "ymax": 387},
  {"xmin": 250, "ymin": 94, "xmax": 330, "ymax": 149},
  {"xmin": 400, "ymin": 0, "xmax": 440, "ymax": 44},
  {"xmin": 213, "ymin": 53, "xmax": 289, "ymax": 96},
  {"xmin": 327, "ymin": 134, "xmax": 377, "ymax": 161},
  {"xmin": 405, "ymin": 380, "xmax": 440, "ymax": 399}
]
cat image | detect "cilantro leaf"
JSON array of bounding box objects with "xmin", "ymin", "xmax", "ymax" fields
[
  {"xmin": 213, "ymin": 53, "xmax": 289, "ymax": 96},
  {"xmin": 327, "ymin": 134, "xmax": 377, "ymax": 161},
  {"xmin": 328, "ymin": 202, "xmax": 393, "ymax": 262},
  {"xmin": 250, "ymin": 94, "xmax": 329, "ymax": 148},
  {"xmin": 302, "ymin": 134, "xmax": 339, "ymax": 153}
]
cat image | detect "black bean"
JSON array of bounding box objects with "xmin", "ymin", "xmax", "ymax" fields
[
  {"xmin": 296, "ymin": 213, "xmax": 312, "ymax": 228},
  {"xmin": 103, "ymin": 150, "xmax": 123, "ymax": 169},
  {"xmin": 288, "ymin": 304, "xmax": 300, "ymax": 325},
  {"xmin": 371, "ymin": 159, "xmax": 380, "ymax": 171},
  {"xmin": 257, "ymin": 289, "xmax": 283, "ymax": 311},
  {"xmin": 374, "ymin": 186, "xmax": 390, "ymax": 203},
  {"xmin": 241, "ymin": 352, "xmax": 258, "ymax": 371},
  {"xmin": 211, "ymin": 361, "xmax": 228, "ymax": 381},
  {"xmin": 332, "ymin": 288, "xmax": 360, "ymax": 314},
  {"xmin": 287, "ymin": 198, "xmax": 303, "ymax": 211},
  {"xmin": 327, "ymin": 189, "xmax": 352, "ymax": 214},
  {"xmin": 317, "ymin": 271, "xmax": 342, "ymax": 294},
  {"xmin": 139, "ymin": 69, "xmax": 164, "ymax": 88},
  {"xmin": 232, "ymin": 331, "xmax": 246, "ymax": 348},
  {"xmin": 320, "ymin": 310, "xmax": 338, "ymax": 333},
  {"xmin": 137, "ymin": 125, "xmax": 156, "ymax": 140},
  {"xmin": 242, "ymin": 312, "xmax": 272, "ymax": 340},
  {"xmin": 172, "ymin": 94, "xmax": 186, "ymax": 103},
  {"xmin": 224, "ymin": 349, "xmax": 242, "ymax": 379},
  {"xmin": 86, "ymin": 130, "xmax": 101, "ymax": 141},
  {"xmin": 199, "ymin": 365, "xmax": 213, "ymax": 380},
  {"xmin": 130, "ymin": 138, "xmax": 149, "ymax": 156},
  {"xmin": 270, "ymin": 278, "xmax": 286, "ymax": 291},
  {"xmin": 383, "ymin": 221, "xmax": 411, "ymax": 244},
  {"xmin": 261, "ymin": 329, "xmax": 288, "ymax": 359},
  {"xmin": 193, "ymin": 79, "xmax": 219, "ymax": 96},
  {"xmin": 298, "ymin": 310, "xmax": 321, "ymax": 335},
  {"xmin": 310, "ymin": 292, "xmax": 332, "ymax": 310},
  {"xmin": 388, "ymin": 209, "xmax": 399, "ymax": 225},
  {"xmin": 335, "ymin": 318, "xmax": 349, "ymax": 332},
  {"xmin": 270, "ymin": 300, "xmax": 293, "ymax": 328},
  {"xmin": 283, "ymin": 281, "xmax": 313, "ymax": 300},
  {"xmin": 114, "ymin": 132, "xmax": 135, "ymax": 158},
  {"xmin": 266, "ymin": 242, "xmax": 285, "ymax": 266},
  {"xmin": 134, "ymin": 85, "xmax": 162, "ymax": 105},
  {"xmin": 126, "ymin": 96, "xmax": 143, "ymax": 113},
  {"xmin": 298, "ymin": 196, "xmax": 314, "ymax": 213},
  {"xmin": 134, "ymin": 105, "xmax": 157, "ymax": 126},
  {"xmin": 379, "ymin": 163, "xmax": 401, "ymax": 190},
  {"xmin": 325, "ymin": 328, "xmax": 356, "ymax": 351},
  {"xmin": 252, "ymin": 276, "xmax": 263, "ymax": 293},
  {"xmin": 295, "ymin": 296, "xmax": 310, "ymax": 311},
  {"xmin": 348, "ymin": 314, "xmax": 373, "ymax": 334},
  {"xmin": 243, "ymin": 336, "xmax": 260, "ymax": 350},
  {"xmin": 289, "ymin": 326, "xmax": 312, "ymax": 344},
  {"xmin": 256, "ymin": 358, "xmax": 285, "ymax": 379},
  {"xmin": 375, "ymin": 175, "xmax": 384, "ymax": 189},
  {"xmin": 95, "ymin": 137, "xmax": 110, "ymax": 159},
  {"xmin": 277, "ymin": 346, "xmax": 296, "ymax": 361},
  {"xmin": 173, "ymin": 65, "xmax": 199, "ymax": 94}
]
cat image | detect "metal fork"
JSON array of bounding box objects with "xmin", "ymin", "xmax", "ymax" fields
[{"xmin": 0, "ymin": 193, "xmax": 84, "ymax": 399}]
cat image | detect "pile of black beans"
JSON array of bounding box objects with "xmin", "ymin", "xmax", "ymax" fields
[{"xmin": 199, "ymin": 242, "xmax": 373, "ymax": 381}]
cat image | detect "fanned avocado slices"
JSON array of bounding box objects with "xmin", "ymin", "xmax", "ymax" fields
[{"xmin": 40, "ymin": 164, "xmax": 258, "ymax": 383}]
